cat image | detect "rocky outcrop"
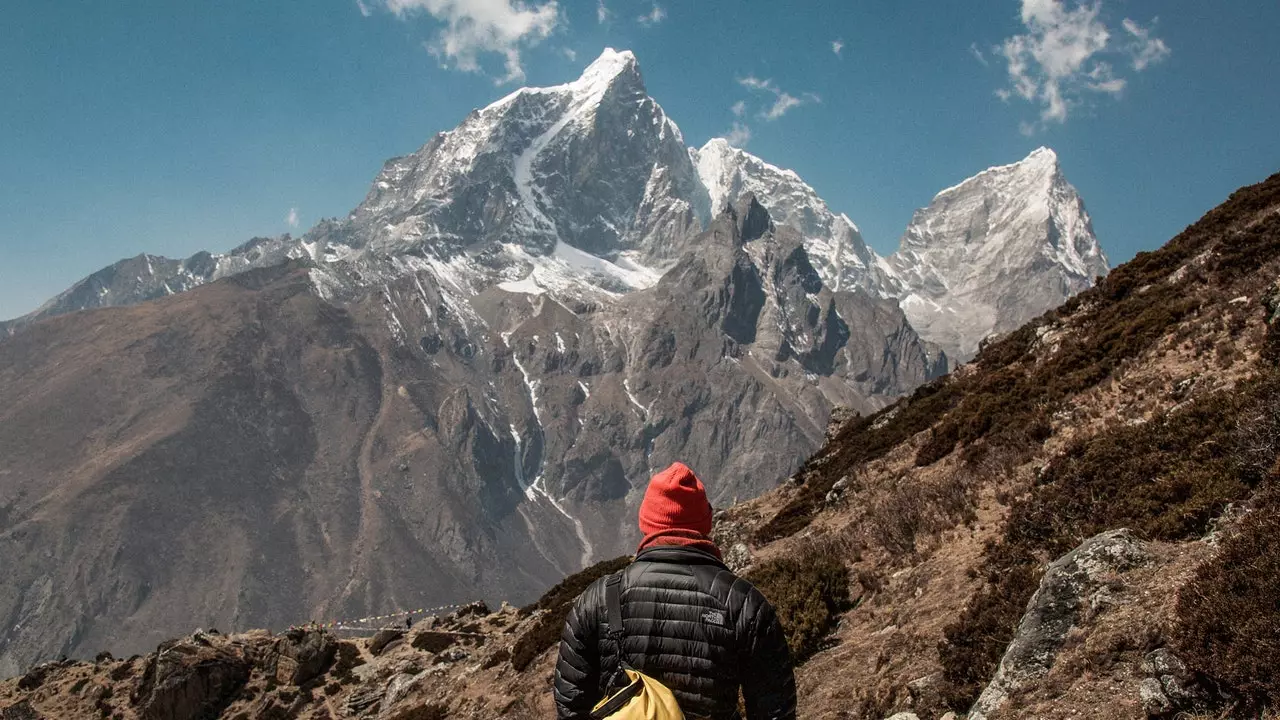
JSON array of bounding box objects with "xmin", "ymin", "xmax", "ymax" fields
[
  {"xmin": 130, "ymin": 640, "xmax": 250, "ymax": 720},
  {"xmin": 968, "ymin": 529, "xmax": 1150, "ymax": 720},
  {"xmin": 267, "ymin": 628, "xmax": 336, "ymax": 686}
]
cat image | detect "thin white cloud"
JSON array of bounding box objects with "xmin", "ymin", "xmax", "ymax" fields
[
  {"xmin": 1122, "ymin": 17, "xmax": 1170, "ymax": 71},
  {"xmin": 831, "ymin": 39, "xmax": 844, "ymax": 57},
  {"xmin": 764, "ymin": 93, "xmax": 803, "ymax": 120},
  {"xmin": 737, "ymin": 76, "xmax": 819, "ymax": 121},
  {"xmin": 596, "ymin": 0, "xmax": 607, "ymax": 23},
  {"xmin": 381, "ymin": 0, "xmax": 560, "ymax": 85},
  {"xmin": 637, "ymin": 3, "xmax": 665, "ymax": 27},
  {"xmin": 356, "ymin": 0, "xmax": 373, "ymax": 17},
  {"xmin": 731, "ymin": 100, "xmax": 746, "ymax": 117},
  {"xmin": 286, "ymin": 207, "xmax": 300, "ymax": 229},
  {"xmin": 994, "ymin": 0, "xmax": 1169, "ymax": 131},
  {"xmin": 970, "ymin": 42, "xmax": 989, "ymax": 66},
  {"xmin": 724, "ymin": 122, "xmax": 751, "ymax": 148},
  {"xmin": 561, "ymin": 46, "xmax": 576, "ymax": 61}
]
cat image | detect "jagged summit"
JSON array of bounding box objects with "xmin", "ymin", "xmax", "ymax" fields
[
  {"xmin": 884, "ymin": 146, "xmax": 1109, "ymax": 358},
  {"xmin": 488, "ymin": 48, "xmax": 642, "ymax": 113},
  {"xmin": 692, "ymin": 138, "xmax": 885, "ymax": 295},
  {"xmin": 934, "ymin": 145, "xmax": 1058, "ymax": 198}
]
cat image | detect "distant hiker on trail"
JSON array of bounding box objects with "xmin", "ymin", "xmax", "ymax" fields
[
  {"xmin": 554, "ymin": 462, "xmax": 797, "ymax": 719},
  {"xmin": 405, "ymin": 614, "xmax": 413, "ymax": 630}
]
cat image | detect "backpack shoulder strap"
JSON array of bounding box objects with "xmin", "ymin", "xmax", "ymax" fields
[{"xmin": 604, "ymin": 571, "xmax": 625, "ymax": 643}]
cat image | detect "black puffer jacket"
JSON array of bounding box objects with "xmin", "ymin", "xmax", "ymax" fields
[{"xmin": 553, "ymin": 546, "xmax": 796, "ymax": 719}]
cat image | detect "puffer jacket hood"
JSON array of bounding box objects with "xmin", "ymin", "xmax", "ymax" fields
[{"xmin": 553, "ymin": 546, "xmax": 797, "ymax": 719}]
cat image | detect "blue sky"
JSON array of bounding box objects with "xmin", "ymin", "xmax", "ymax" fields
[{"xmin": 2, "ymin": 0, "xmax": 1278, "ymax": 321}]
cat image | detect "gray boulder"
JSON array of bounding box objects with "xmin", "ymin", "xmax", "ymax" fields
[
  {"xmin": 1141, "ymin": 648, "xmax": 1205, "ymax": 714},
  {"xmin": 1139, "ymin": 677, "xmax": 1173, "ymax": 716},
  {"xmin": 271, "ymin": 627, "xmax": 337, "ymax": 685},
  {"xmin": 968, "ymin": 529, "xmax": 1150, "ymax": 720},
  {"xmin": 369, "ymin": 629, "xmax": 406, "ymax": 657}
]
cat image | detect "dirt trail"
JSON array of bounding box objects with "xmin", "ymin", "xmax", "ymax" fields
[{"xmin": 340, "ymin": 352, "xmax": 395, "ymax": 607}]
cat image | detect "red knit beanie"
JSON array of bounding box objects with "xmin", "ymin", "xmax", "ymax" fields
[{"xmin": 639, "ymin": 462, "xmax": 713, "ymax": 538}]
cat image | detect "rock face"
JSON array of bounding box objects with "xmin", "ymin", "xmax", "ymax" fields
[
  {"xmin": 884, "ymin": 147, "xmax": 1109, "ymax": 359},
  {"xmin": 968, "ymin": 529, "xmax": 1150, "ymax": 720}
]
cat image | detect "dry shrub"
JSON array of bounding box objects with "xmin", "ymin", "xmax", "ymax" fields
[
  {"xmin": 1173, "ymin": 487, "xmax": 1280, "ymax": 710},
  {"xmin": 938, "ymin": 373, "xmax": 1275, "ymax": 711},
  {"xmin": 746, "ymin": 554, "xmax": 851, "ymax": 663},
  {"xmin": 860, "ymin": 471, "xmax": 976, "ymax": 557},
  {"xmin": 509, "ymin": 555, "xmax": 631, "ymax": 672}
]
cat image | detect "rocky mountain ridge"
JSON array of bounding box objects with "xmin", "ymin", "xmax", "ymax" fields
[{"xmin": 3, "ymin": 50, "xmax": 1104, "ymax": 364}]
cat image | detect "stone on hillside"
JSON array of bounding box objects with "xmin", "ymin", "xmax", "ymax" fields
[
  {"xmin": 1141, "ymin": 648, "xmax": 1205, "ymax": 710},
  {"xmin": 271, "ymin": 627, "xmax": 338, "ymax": 685},
  {"xmin": 884, "ymin": 713, "xmax": 920, "ymax": 720},
  {"xmin": 370, "ymin": 629, "xmax": 406, "ymax": 657},
  {"xmin": 1139, "ymin": 677, "xmax": 1173, "ymax": 716},
  {"xmin": 968, "ymin": 529, "xmax": 1150, "ymax": 720},
  {"xmin": 0, "ymin": 699, "xmax": 42, "ymax": 720},
  {"xmin": 410, "ymin": 630, "xmax": 457, "ymax": 654},
  {"xmin": 131, "ymin": 641, "xmax": 250, "ymax": 720},
  {"xmin": 437, "ymin": 647, "xmax": 470, "ymax": 664},
  {"xmin": 345, "ymin": 686, "xmax": 381, "ymax": 716},
  {"xmin": 905, "ymin": 672, "xmax": 944, "ymax": 709},
  {"xmin": 722, "ymin": 542, "xmax": 751, "ymax": 572},
  {"xmin": 455, "ymin": 600, "xmax": 490, "ymax": 618},
  {"xmin": 16, "ymin": 659, "xmax": 74, "ymax": 691}
]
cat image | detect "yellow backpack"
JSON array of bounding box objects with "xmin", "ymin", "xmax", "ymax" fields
[{"xmin": 589, "ymin": 573, "xmax": 685, "ymax": 720}]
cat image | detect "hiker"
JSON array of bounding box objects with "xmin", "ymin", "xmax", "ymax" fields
[
  {"xmin": 405, "ymin": 614, "xmax": 413, "ymax": 630},
  {"xmin": 554, "ymin": 462, "xmax": 797, "ymax": 719}
]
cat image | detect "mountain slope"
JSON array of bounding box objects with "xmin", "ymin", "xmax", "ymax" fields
[{"xmin": 0, "ymin": 195, "xmax": 943, "ymax": 674}]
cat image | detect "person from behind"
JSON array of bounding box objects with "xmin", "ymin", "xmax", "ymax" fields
[{"xmin": 554, "ymin": 461, "xmax": 797, "ymax": 719}]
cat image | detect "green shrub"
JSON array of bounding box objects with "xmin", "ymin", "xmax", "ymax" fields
[
  {"xmin": 746, "ymin": 554, "xmax": 850, "ymax": 663},
  {"xmin": 509, "ymin": 555, "xmax": 631, "ymax": 671},
  {"xmin": 1173, "ymin": 488, "xmax": 1280, "ymax": 710}
]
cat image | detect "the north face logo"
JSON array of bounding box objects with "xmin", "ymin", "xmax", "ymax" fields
[{"xmin": 700, "ymin": 609, "xmax": 725, "ymax": 626}]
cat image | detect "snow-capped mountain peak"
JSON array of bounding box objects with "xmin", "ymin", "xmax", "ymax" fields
[
  {"xmin": 7, "ymin": 51, "xmax": 1107, "ymax": 369},
  {"xmin": 884, "ymin": 146, "xmax": 1108, "ymax": 359},
  {"xmin": 692, "ymin": 138, "xmax": 885, "ymax": 295}
]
